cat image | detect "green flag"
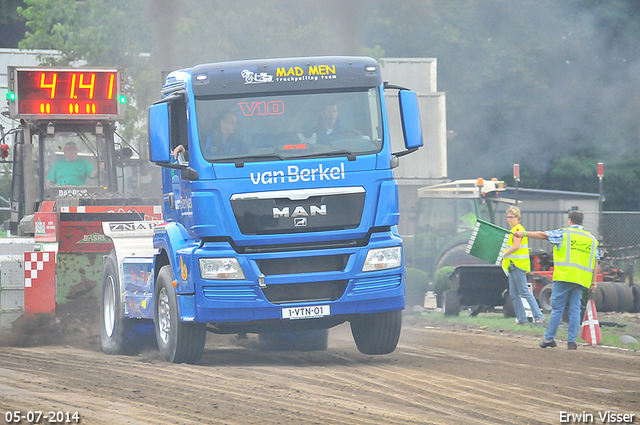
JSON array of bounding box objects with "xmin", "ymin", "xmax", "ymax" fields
[{"xmin": 466, "ymin": 219, "xmax": 511, "ymax": 265}]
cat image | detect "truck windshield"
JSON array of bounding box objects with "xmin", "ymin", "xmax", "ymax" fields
[{"xmin": 195, "ymin": 88, "xmax": 382, "ymax": 162}]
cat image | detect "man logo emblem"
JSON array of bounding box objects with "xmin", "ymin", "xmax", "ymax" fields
[{"xmin": 294, "ymin": 217, "xmax": 307, "ymax": 227}]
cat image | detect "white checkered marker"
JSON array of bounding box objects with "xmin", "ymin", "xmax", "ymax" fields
[{"xmin": 24, "ymin": 252, "xmax": 51, "ymax": 288}]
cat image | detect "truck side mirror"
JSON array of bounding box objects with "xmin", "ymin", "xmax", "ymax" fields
[
  {"xmin": 180, "ymin": 167, "xmax": 199, "ymax": 181},
  {"xmin": 398, "ymin": 90, "xmax": 423, "ymax": 150},
  {"xmin": 148, "ymin": 103, "xmax": 171, "ymax": 163}
]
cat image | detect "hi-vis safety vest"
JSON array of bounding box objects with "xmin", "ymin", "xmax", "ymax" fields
[
  {"xmin": 502, "ymin": 223, "xmax": 531, "ymax": 273},
  {"xmin": 553, "ymin": 227, "xmax": 598, "ymax": 288}
]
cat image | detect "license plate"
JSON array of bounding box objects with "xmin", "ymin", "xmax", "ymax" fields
[{"xmin": 281, "ymin": 305, "xmax": 331, "ymax": 320}]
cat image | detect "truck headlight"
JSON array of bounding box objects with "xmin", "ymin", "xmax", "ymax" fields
[
  {"xmin": 199, "ymin": 258, "xmax": 246, "ymax": 280},
  {"xmin": 362, "ymin": 246, "xmax": 402, "ymax": 272}
]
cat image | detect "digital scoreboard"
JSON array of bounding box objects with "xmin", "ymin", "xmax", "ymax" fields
[{"xmin": 7, "ymin": 66, "xmax": 126, "ymax": 120}]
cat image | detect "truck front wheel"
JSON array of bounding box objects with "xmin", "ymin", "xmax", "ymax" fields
[
  {"xmin": 350, "ymin": 310, "xmax": 402, "ymax": 355},
  {"xmin": 155, "ymin": 265, "xmax": 206, "ymax": 364}
]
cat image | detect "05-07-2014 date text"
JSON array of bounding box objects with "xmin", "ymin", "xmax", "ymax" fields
[{"xmin": 4, "ymin": 411, "xmax": 80, "ymax": 424}]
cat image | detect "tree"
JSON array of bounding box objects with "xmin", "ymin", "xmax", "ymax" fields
[
  {"xmin": 0, "ymin": 0, "xmax": 27, "ymax": 48},
  {"xmin": 601, "ymin": 155, "xmax": 640, "ymax": 211}
]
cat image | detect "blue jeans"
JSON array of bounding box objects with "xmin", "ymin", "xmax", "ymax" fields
[
  {"xmin": 508, "ymin": 265, "xmax": 544, "ymax": 323},
  {"xmin": 544, "ymin": 281, "xmax": 583, "ymax": 343}
]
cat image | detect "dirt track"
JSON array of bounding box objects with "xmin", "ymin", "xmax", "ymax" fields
[{"xmin": 0, "ymin": 312, "xmax": 638, "ymax": 425}]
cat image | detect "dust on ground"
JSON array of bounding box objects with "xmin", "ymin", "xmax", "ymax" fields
[{"xmin": 0, "ymin": 296, "xmax": 100, "ymax": 350}]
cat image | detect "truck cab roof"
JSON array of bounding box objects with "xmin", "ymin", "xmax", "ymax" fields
[{"xmin": 162, "ymin": 56, "xmax": 382, "ymax": 97}]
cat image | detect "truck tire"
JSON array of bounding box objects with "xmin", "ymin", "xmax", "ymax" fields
[
  {"xmin": 350, "ymin": 310, "xmax": 401, "ymax": 355},
  {"xmin": 538, "ymin": 283, "xmax": 554, "ymax": 313},
  {"xmin": 443, "ymin": 289, "xmax": 460, "ymax": 316},
  {"xmin": 502, "ymin": 291, "xmax": 515, "ymax": 317},
  {"xmin": 258, "ymin": 329, "xmax": 329, "ymax": 352},
  {"xmin": 101, "ymin": 251, "xmax": 137, "ymax": 355},
  {"xmin": 155, "ymin": 265, "xmax": 206, "ymax": 364}
]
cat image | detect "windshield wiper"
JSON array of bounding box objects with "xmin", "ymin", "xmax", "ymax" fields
[
  {"xmin": 210, "ymin": 154, "xmax": 285, "ymax": 167},
  {"xmin": 211, "ymin": 150, "xmax": 359, "ymax": 167},
  {"xmin": 296, "ymin": 150, "xmax": 357, "ymax": 161}
]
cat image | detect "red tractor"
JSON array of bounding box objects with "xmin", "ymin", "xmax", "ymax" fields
[{"xmin": 1, "ymin": 66, "xmax": 160, "ymax": 321}]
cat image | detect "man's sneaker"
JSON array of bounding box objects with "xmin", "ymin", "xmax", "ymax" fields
[
  {"xmin": 539, "ymin": 339, "xmax": 557, "ymax": 348},
  {"xmin": 567, "ymin": 342, "xmax": 577, "ymax": 350},
  {"xmin": 534, "ymin": 318, "xmax": 546, "ymax": 327}
]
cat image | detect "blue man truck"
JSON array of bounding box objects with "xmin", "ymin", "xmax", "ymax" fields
[{"xmin": 101, "ymin": 56, "xmax": 423, "ymax": 363}]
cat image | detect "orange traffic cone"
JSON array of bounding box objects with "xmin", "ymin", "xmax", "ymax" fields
[{"xmin": 580, "ymin": 299, "xmax": 601, "ymax": 347}]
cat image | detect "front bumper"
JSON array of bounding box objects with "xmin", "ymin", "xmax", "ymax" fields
[{"xmin": 179, "ymin": 231, "xmax": 405, "ymax": 326}]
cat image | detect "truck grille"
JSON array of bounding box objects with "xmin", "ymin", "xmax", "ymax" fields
[
  {"xmin": 262, "ymin": 280, "xmax": 348, "ymax": 304},
  {"xmin": 231, "ymin": 189, "xmax": 365, "ymax": 235},
  {"xmin": 255, "ymin": 254, "xmax": 349, "ymax": 275}
]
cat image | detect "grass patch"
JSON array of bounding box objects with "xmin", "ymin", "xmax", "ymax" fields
[{"xmin": 412, "ymin": 310, "xmax": 640, "ymax": 351}]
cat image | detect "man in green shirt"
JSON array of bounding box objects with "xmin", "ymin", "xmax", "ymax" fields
[{"xmin": 46, "ymin": 142, "xmax": 99, "ymax": 187}]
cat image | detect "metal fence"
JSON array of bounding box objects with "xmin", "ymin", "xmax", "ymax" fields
[{"xmin": 601, "ymin": 212, "xmax": 640, "ymax": 271}]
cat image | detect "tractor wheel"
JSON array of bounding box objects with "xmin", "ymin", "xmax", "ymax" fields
[
  {"xmin": 350, "ymin": 310, "xmax": 402, "ymax": 355},
  {"xmin": 435, "ymin": 244, "xmax": 485, "ymax": 271},
  {"xmin": 155, "ymin": 265, "xmax": 206, "ymax": 364},
  {"xmin": 502, "ymin": 290, "xmax": 516, "ymax": 318},
  {"xmin": 443, "ymin": 289, "xmax": 461, "ymax": 316},
  {"xmin": 259, "ymin": 329, "xmax": 329, "ymax": 352},
  {"xmin": 538, "ymin": 283, "xmax": 554, "ymax": 313},
  {"xmin": 101, "ymin": 251, "xmax": 138, "ymax": 355}
]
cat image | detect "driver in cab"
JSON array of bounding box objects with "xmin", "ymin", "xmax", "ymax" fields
[{"xmin": 46, "ymin": 141, "xmax": 102, "ymax": 188}]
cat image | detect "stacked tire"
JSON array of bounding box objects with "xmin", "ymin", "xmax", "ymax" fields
[
  {"xmin": 593, "ymin": 282, "xmax": 640, "ymax": 313},
  {"xmin": 631, "ymin": 284, "xmax": 640, "ymax": 313}
]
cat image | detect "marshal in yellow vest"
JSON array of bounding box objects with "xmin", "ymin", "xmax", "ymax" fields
[
  {"xmin": 552, "ymin": 228, "xmax": 598, "ymax": 288},
  {"xmin": 502, "ymin": 223, "xmax": 531, "ymax": 273}
]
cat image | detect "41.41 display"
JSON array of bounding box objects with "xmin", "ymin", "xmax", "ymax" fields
[{"xmin": 7, "ymin": 67, "xmax": 125, "ymax": 120}]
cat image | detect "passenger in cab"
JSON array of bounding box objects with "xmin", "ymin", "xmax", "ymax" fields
[{"xmin": 313, "ymin": 101, "xmax": 341, "ymax": 145}]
